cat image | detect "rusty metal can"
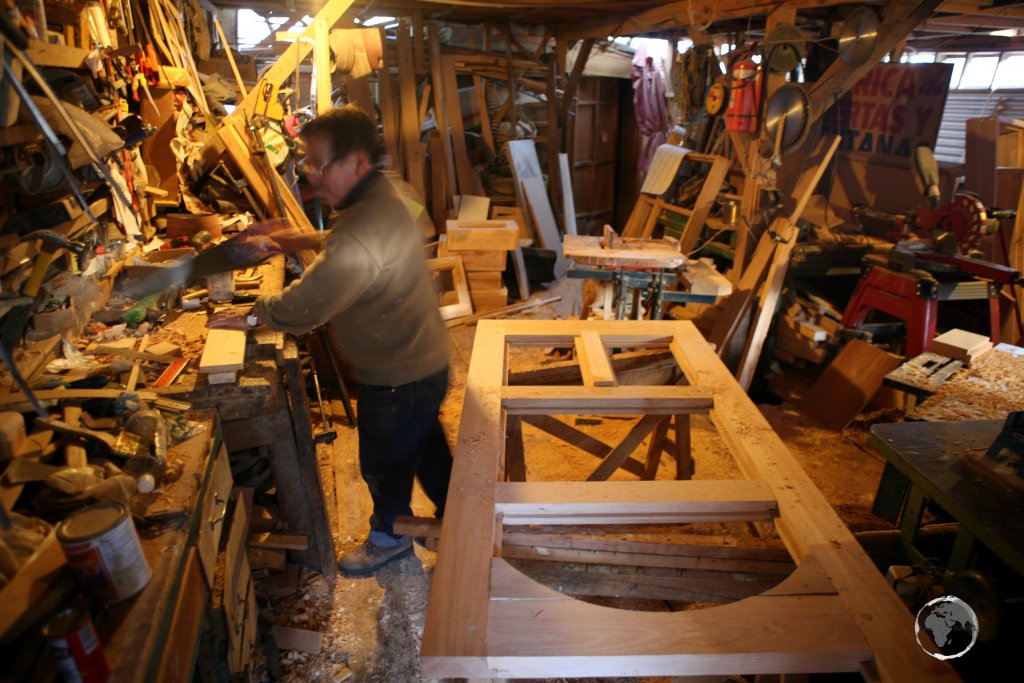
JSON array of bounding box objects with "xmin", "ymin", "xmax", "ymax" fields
[
  {"xmin": 42, "ymin": 607, "xmax": 110, "ymax": 683},
  {"xmin": 56, "ymin": 501, "xmax": 151, "ymax": 604}
]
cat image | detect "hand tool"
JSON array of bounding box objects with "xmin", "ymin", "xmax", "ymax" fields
[{"xmin": 34, "ymin": 418, "xmax": 143, "ymax": 459}]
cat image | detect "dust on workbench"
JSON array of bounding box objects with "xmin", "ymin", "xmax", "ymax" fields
[
  {"xmin": 256, "ymin": 280, "xmax": 892, "ymax": 682},
  {"xmin": 915, "ymin": 346, "xmax": 1024, "ymax": 421}
]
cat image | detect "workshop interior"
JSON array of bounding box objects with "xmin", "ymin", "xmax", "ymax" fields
[{"xmin": 0, "ymin": 0, "xmax": 1023, "ymax": 681}]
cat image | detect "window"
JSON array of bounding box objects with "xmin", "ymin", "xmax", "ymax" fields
[
  {"xmin": 236, "ymin": 9, "xmax": 299, "ymax": 50},
  {"xmin": 938, "ymin": 54, "xmax": 966, "ymax": 88},
  {"xmin": 958, "ymin": 53, "xmax": 999, "ymax": 89},
  {"xmin": 992, "ymin": 53, "xmax": 1024, "ymax": 90}
]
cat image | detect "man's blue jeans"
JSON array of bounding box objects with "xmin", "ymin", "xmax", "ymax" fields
[{"xmin": 356, "ymin": 368, "xmax": 453, "ymax": 538}]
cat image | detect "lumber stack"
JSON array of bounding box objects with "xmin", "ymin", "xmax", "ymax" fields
[
  {"xmin": 772, "ymin": 291, "xmax": 842, "ymax": 368},
  {"xmin": 441, "ymin": 219, "xmax": 517, "ymax": 312}
]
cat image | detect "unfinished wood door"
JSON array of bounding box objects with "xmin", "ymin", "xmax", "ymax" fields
[
  {"xmin": 572, "ymin": 77, "xmax": 619, "ymax": 236},
  {"xmin": 420, "ymin": 320, "xmax": 960, "ymax": 682}
]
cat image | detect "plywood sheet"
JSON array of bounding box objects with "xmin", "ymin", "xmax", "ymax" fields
[{"xmin": 796, "ymin": 339, "xmax": 901, "ymax": 431}]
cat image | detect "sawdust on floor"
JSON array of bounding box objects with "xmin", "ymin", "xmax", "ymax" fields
[{"xmin": 256, "ymin": 280, "xmax": 894, "ymax": 682}]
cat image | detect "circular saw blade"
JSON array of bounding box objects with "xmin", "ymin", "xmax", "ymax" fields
[
  {"xmin": 764, "ymin": 83, "xmax": 811, "ymax": 154},
  {"xmin": 839, "ymin": 6, "xmax": 880, "ymax": 67}
]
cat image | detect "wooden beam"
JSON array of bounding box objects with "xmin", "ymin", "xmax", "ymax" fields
[
  {"xmin": 396, "ymin": 25, "xmax": 425, "ymax": 196},
  {"xmin": 428, "ymin": 23, "xmax": 458, "ymax": 196},
  {"xmin": 442, "ymin": 55, "xmax": 483, "ymax": 195},
  {"xmin": 573, "ymin": 330, "xmax": 616, "ymax": 386},
  {"xmin": 502, "ymin": 385, "xmax": 714, "ymax": 415},
  {"xmin": 234, "ymin": 0, "xmax": 354, "ymax": 117},
  {"xmin": 494, "ymin": 480, "xmax": 779, "ymax": 525},
  {"xmin": 558, "ymin": 38, "xmax": 594, "ymax": 124},
  {"xmin": 735, "ymin": 135, "xmax": 841, "ymax": 389}
]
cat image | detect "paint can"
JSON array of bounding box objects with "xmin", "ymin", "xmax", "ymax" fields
[
  {"xmin": 42, "ymin": 607, "xmax": 110, "ymax": 683},
  {"xmin": 56, "ymin": 502, "xmax": 151, "ymax": 604}
]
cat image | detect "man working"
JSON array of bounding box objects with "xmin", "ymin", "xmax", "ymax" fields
[{"xmin": 209, "ymin": 106, "xmax": 452, "ymax": 576}]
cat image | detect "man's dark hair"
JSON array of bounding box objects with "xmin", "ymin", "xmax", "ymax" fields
[{"xmin": 300, "ymin": 105, "xmax": 381, "ymax": 164}]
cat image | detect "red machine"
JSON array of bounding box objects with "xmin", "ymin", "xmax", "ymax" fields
[
  {"xmin": 725, "ymin": 58, "xmax": 761, "ymax": 133},
  {"xmin": 841, "ymin": 148, "xmax": 1020, "ymax": 355}
]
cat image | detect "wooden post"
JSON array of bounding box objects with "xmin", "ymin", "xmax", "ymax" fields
[
  {"xmin": 396, "ymin": 24, "xmax": 425, "ymax": 196},
  {"xmin": 314, "ymin": 19, "xmax": 332, "ymax": 114}
]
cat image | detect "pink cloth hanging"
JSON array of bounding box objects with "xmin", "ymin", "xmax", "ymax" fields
[{"xmin": 632, "ymin": 47, "xmax": 671, "ymax": 175}]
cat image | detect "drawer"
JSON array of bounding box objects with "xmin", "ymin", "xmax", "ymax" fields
[{"xmin": 197, "ymin": 445, "xmax": 232, "ymax": 587}]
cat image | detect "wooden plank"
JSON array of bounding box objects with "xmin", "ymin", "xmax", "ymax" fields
[
  {"xmin": 494, "ymin": 480, "xmax": 778, "ymax": 525},
  {"xmin": 510, "ymin": 247, "xmax": 530, "ymax": 301},
  {"xmin": 678, "ymin": 155, "xmax": 730, "ymax": 253},
  {"xmin": 314, "ymin": 19, "xmax": 332, "ymax": 114},
  {"xmin": 272, "ymin": 625, "xmax": 324, "ymax": 654},
  {"xmin": 506, "ymin": 140, "xmax": 543, "ymax": 240},
  {"xmin": 421, "ymin": 324, "xmax": 507, "ymax": 664},
  {"xmin": 795, "ymin": 340, "xmax": 901, "ymax": 431},
  {"xmin": 929, "ymin": 328, "xmax": 993, "ymax": 363},
  {"xmin": 248, "ymin": 532, "xmax": 310, "ymax": 551},
  {"xmin": 587, "ymin": 414, "xmax": 665, "ymax": 481},
  {"xmin": 442, "ymin": 55, "xmax": 483, "ymax": 196},
  {"xmin": 379, "ymin": 43, "xmax": 402, "ymax": 169},
  {"xmin": 427, "ymin": 23, "xmax": 457, "ymax": 196},
  {"xmin": 479, "ymin": 570, "xmax": 869, "ymax": 678},
  {"xmin": 734, "ymin": 135, "xmax": 841, "ymax": 389},
  {"xmin": 457, "ymin": 195, "xmax": 491, "ymax": 221},
  {"xmin": 563, "ymin": 234, "xmax": 684, "ymax": 269},
  {"xmin": 438, "ymin": 234, "xmax": 506, "ymax": 271},
  {"xmin": 199, "ymin": 328, "xmax": 246, "ymax": 374},
  {"xmin": 428, "ymin": 133, "xmax": 448, "ymax": 232},
  {"xmin": 0, "ymin": 388, "xmax": 159, "ymax": 406},
  {"xmin": 521, "ymin": 176, "xmax": 568, "ymax": 279},
  {"xmin": 558, "ymin": 153, "xmax": 578, "ymax": 236},
  {"xmin": 0, "ymin": 532, "xmax": 66, "ymax": 639},
  {"xmin": 469, "ymin": 287, "xmax": 508, "ymax": 312},
  {"xmin": 573, "ymin": 330, "xmax": 616, "ymax": 387},
  {"xmin": 520, "ymin": 414, "xmax": 647, "ymax": 479},
  {"xmin": 467, "ymin": 271, "xmax": 503, "ymax": 290},
  {"xmin": 558, "ymin": 38, "xmax": 595, "ymax": 123},
  {"xmin": 445, "ymin": 221, "xmax": 519, "ymax": 251},
  {"xmin": 503, "ymin": 386, "xmax": 713, "ymax": 416}
]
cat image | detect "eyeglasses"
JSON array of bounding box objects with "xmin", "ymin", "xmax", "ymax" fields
[{"xmin": 297, "ymin": 155, "xmax": 338, "ymax": 177}]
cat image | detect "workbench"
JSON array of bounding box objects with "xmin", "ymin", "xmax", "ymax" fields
[
  {"xmin": 2, "ymin": 412, "xmax": 257, "ymax": 681},
  {"xmin": 870, "ymin": 419, "xmax": 1024, "ymax": 578},
  {"xmin": 883, "ymin": 343, "xmax": 1024, "ymax": 421},
  {"xmin": 147, "ymin": 256, "xmax": 336, "ymax": 574}
]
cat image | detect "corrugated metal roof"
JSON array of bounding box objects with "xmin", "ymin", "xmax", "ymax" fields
[{"xmin": 935, "ymin": 89, "xmax": 1024, "ymax": 164}]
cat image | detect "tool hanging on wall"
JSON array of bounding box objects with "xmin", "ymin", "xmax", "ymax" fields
[
  {"xmin": 838, "ymin": 6, "xmax": 881, "ymax": 67},
  {"xmin": 763, "ymin": 23, "xmax": 807, "ymax": 74},
  {"xmin": 763, "ymin": 83, "xmax": 811, "ymax": 163},
  {"xmin": 0, "ymin": 31, "xmax": 135, "ymax": 218}
]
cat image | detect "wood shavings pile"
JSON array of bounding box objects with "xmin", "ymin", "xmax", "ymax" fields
[{"xmin": 916, "ymin": 348, "xmax": 1024, "ymax": 420}]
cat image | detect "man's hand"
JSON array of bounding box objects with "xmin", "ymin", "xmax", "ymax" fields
[{"xmin": 207, "ymin": 307, "xmax": 253, "ymax": 330}]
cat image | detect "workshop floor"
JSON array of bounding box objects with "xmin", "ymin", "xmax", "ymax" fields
[{"xmin": 256, "ymin": 280, "xmax": 891, "ymax": 683}]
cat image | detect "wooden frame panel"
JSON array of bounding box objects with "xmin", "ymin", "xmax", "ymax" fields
[
  {"xmin": 422, "ymin": 320, "xmax": 960, "ymax": 681},
  {"xmin": 427, "ymin": 256, "xmax": 473, "ymax": 321}
]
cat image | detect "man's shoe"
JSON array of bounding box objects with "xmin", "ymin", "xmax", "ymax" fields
[{"xmin": 339, "ymin": 535, "xmax": 414, "ymax": 576}]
